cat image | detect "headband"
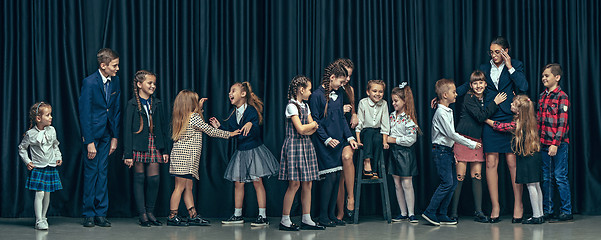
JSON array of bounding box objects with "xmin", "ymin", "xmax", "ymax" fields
[{"xmin": 35, "ymin": 102, "xmax": 44, "ymax": 115}]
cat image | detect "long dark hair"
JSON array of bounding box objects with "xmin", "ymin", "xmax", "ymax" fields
[
  {"xmin": 321, "ymin": 62, "xmax": 348, "ymax": 116},
  {"xmin": 132, "ymin": 70, "xmax": 156, "ymax": 134}
]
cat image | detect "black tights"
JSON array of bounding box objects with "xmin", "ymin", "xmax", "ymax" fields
[
  {"xmin": 319, "ymin": 171, "xmax": 340, "ymax": 222},
  {"xmin": 133, "ymin": 162, "xmax": 160, "ymax": 221}
]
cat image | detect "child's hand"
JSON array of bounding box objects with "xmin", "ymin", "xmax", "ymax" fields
[
  {"xmin": 349, "ymin": 139, "xmax": 359, "ymax": 150},
  {"xmin": 56, "ymin": 159, "xmax": 62, "ymax": 166},
  {"xmin": 209, "ymin": 117, "xmax": 221, "ymax": 128},
  {"xmin": 493, "ymin": 92, "xmax": 507, "ymax": 105},
  {"xmin": 484, "ymin": 119, "xmax": 494, "ymax": 126},
  {"xmin": 548, "ymin": 145, "xmax": 558, "ymax": 156},
  {"xmin": 313, "ymin": 121, "xmax": 319, "ymax": 129},
  {"xmin": 109, "ymin": 138, "xmax": 118, "ymax": 155},
  {"xmin": 87, "ymin": 143, "xmax": 97, "ymax": 159},
  {"xmin": 383, "ymin": 142, "xmax": 389, "ymax": 150},
  {"xmin": 328, "ymin": 139, "xmax": 340, "ymax": 148},
  {"xmin": 162, "ymin": 154, "xmax": 170, "ymax": 163},
  {"xmin": 230, "ymin": 129, "xmax": 242, "ymax": 137},
  {"xmin": 199, "ymin": 98, "xmax": 208, "ymax": 109},
  {"xmin": 124, "ymin": 159, "xmax": 133, "ymax": 168},
  {"xmin": 474, "ymin": 143, "xmax": 482, "ymax": 149},
  {"xmin": 350, "ymin": 114, "xmax": 359, "ymax": 129},
  {"xmin": 241, "ymin": 122, "xmax": 253, "ymax": 136},
  {"xmin": 343, "ymin": 104, "xmax": 352, "ymax": 113},
  {"xmin": 26, "ymin": 162, "xmax": 35, "ymax": 171}
]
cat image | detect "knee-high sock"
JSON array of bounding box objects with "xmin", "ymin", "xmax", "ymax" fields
[
  {"xmin": 133, "ymin": 172, "xmax": 146, "ymax": 215},
  {"xmin": 527, "ymin": 183, "xmax": 543, "ymax": 218},
  {"xmin": 327, "ymin": 172, "xmax": 340, "ymax": 220},
  {"xmin": 472, "ymin": 178, "xmax": 483, "ymax": 213},
  {"xmin": 34, "ymin": 191, "xmax": 44, "ymax": 221},
  {"xmin": 42, "ymin": 192, "xmax": 50, "ymax": 219},
  {"xmin": 402, "ymin": 178, "xmax": 415, "ymax": 216},
  {"xmin": 450, "ymin": 180, "xmax": 463, "ymax": 217},
  {"xmin": 393, "ymin": 177, "xmax": 407, "ymax": 216},
  {"xmin": 319, "ymin": 172, "xmax": 338, "ymax": 222},
  {"xmin": 145, "ymin": 175, "xmax": 160, "ymax": 214}
]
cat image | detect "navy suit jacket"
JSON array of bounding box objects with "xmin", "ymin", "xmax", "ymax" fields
[
  {"xmin": 457, "ymin": 59, "xmax": 528, "ymax": 116},
  {"xmin": 220, "ymin": 105, "xmax": 262, "ymax": 150},
  {"xmin": 79, "ymin": 70, "xmax": 121, "ymax": 144}
]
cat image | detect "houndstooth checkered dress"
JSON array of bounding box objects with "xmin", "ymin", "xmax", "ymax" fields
[{"xmin": 278, "ymin": 101, "xmax": 319, "ymax": 181}]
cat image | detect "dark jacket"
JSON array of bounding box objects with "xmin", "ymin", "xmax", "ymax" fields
[
  {"xmin": 220, "ymin": 105, "xmax": 263, "ymax": 151},
  {"xmin": 123, "ymin": 96, "xmax": 171, "ymax": 159},
  {"xmin": 78, "ymin": 70, "xmax": 121, "ymax": 144},
  {"xmin": 456, "ymin": 93, "xmax": 499, "ymax": 139}
]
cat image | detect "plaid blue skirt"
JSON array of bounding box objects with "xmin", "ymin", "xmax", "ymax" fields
[{"xmin": 26, "ymin": 167, "xmax": 62, "ymax": 192}]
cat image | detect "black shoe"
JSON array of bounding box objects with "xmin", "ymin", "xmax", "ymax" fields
[
  {"xmin": 332, "ymin": 218, "xmax": 346, "ymax": 226},
  {"xmin": 167, "ymin": 215, "xmax": 189, "ymax": 226},
  {"xmin": 450, "ymin": 216, "xmax": 458, "ymax": 223},
  {"xmin": 344, "ymin": 209, "xmax": 355, "ymax": 223},
  {"xmin": 94, "ymin": 216, "xmax": 111, "ymax": 227},
  {"xmin": 512, "ymin": 217, "xmax": 523, "ymax": 223},
  {"xmin": 251, "ymin": 215, "xmax": 269, "ymax": 226},
  {"xmin": 318, "ymin": 220, "xmax": 336, "ymax": 227},
  {"xmin": 188, "ymin": 215, "xmax": 211, "ymax": 226},
  {"xmin": 550, "ymin": 213, "xmax": 573, "ymax": 222},
  {"xmin": 279, "ymin": 223, "xmax": 299, "ymax": 231},
  {"xmin": 522, "ymin": 217, "xmax": 544, "ymax": 224},
  {"xmin": 147, "ymin": 213, "xmax": 162, "ymax": 226},
  {"xmin": 222, "ymin": 215, "xmax": 244, "ymax": 224},
  {"xmin": 300, "ymin": 222, "xmax": 326, "ymax": 230},
  {"xmin": 474, "ymin": 212, "xmax": 489, "ymax": 223},
  {"xmin": 542, "ymin": 213, "xmax": 554, "ymax": 221},
  {"xmin": 139, "ymin": 220, "xmax": 151, "ymax": 227},
  {"xmin": 83, "ymin": 217, "xmax": 95, "ymax": 227},
  {"xmin": 489, "ymin": 217, "xmax": 501, "ymax": 223}
]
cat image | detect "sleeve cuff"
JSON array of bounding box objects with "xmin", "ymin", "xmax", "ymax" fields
[
  {"xmin": 508, "ymin": 67, "xmax": 516, "ymax": 74},
  {"xmin": 395, "ymin": 138, "xmax": 401, "ymax": 145},
  {"xmin": 347, "ymin": 137, "xmax": 356, "ymax": 142},
  {"xmin": 324, "ymin": 137, "xmax": 332, "ymax": 146}
]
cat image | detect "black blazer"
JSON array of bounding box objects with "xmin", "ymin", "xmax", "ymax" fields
[
  {"xmin": 123, "ymin": 97, "xmax": 171, "ymax": 159},
  {"xmin": 456, "ymin": 94, "xmax": 499, "ymax": 139}
]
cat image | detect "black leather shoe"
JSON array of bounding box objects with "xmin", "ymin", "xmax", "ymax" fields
[
  {"xmin": 344, "ymin": 209, "xmax": 355, "ymax": 223},
  {"xmin": 188, "ymin": 216, "xmax": 211, "ymax": 226},
  {"xmin": 83, "ymin": 217, "xmax": 95, "ymax": 227},
  {"xmin": 557, "ymin": 213, "xmax": 573, "ymax": 221},
  {"xmin": 94, "ymin": 216, "xmax": 111, "ymax": 227},
  {"xmin": 167, "ymin": 215, "xmax": 189, "ymax": 226},
  {"xmin": 279, "ymin": 223, "xmax": 300, "ymax": 231},
  {"xmin": 318, "ymin": 220, "xmax": 336, "ymax": 227},
  {"xmin": 489, "ymin": 217, "xmax": 501, "ymax": 223},
  {"xmin": 139, "ymin": 220, "xmax": 151, "ymax": 227},
  {"xmin": 522, "ymin": 217, "xmax": 544, "ymax": 224},
  {"xmin": 148, "ymin": 219, "xmax": 162, "ymax": 226},
  {"xmin": 332, "ymin": 218, "xmax": 346, "ymax": 226},
  {"xmin": 300, "ymin": 222, "xmax": 326, "ymax": 230},
  {"xmin": 474, "ymin": 212, "xmax": 489, "ymax": 223},
  {"xmin": 512, "ymin": 217, "xmax": 523, "ymax": 223}
]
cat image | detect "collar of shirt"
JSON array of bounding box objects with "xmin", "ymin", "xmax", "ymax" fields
[
  {"xmin": 545, "ymin": 86, "xmax": 562, "ymax": 96},
  {"xmin": 32, "ymin": 126, "xmax": 50, "ymax": 146},
  {"xmin": 437, "ymin": 104, "xmax": 452, "ymax": 113},
  {"xmin": 236, "ymin": 103, "xmax": 247, "ymax": 123},
  {"xmin": 329, "ymin": 91, "xmax": 338, "ymax": 101},
  {"xmin": 489, "ymin": 59, "xmax": 506, "ymax": 71},
  {"xmin": 98, "ymin": 69, "xmax": 111, "ymax": 84},
  {"xmin": 367, "ymin": 98, "xmax": 383, "ymax": 107},
  {"xmin": 290, "ymin": 99, "xmax": 305, "ymax": 108}
]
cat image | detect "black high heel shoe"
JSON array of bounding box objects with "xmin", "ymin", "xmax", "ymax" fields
[
  {"xmin": 489, "ymin": 217, "xmax": 501, "ymax": 223},
  {"xmin": 345, "ymin": 208, "xmax": 355, "ymax": 223},
  {"xmin": 147, "ymin": 212, "xmax": 162, "ymax": 226}
]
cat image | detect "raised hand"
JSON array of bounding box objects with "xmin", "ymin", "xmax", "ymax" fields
[
  {"xmin": 494, "ymin": 92, "xmax": 507, "ymax": 105},
  {"xmin": 209, "ymin": 117, "xmax": 221, "ymax": 128}
]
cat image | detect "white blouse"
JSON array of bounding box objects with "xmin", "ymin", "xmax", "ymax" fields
[{"xmin": 18, "ymin": 126, "xmax": 62, "ymax": 167}]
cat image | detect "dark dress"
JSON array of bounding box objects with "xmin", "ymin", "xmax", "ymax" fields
[
  {"xmin": 457, "ymin": 59, "xmax": 528, "ymax": 153},
  {"xmin": 309, "ymin": 86, "xmax": 353, "ymax": 175},
  {"xmin": 516, "ymin": 151, "xmax": 543, "ymax": 184}
]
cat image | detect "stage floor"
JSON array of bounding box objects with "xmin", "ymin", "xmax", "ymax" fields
[{"xmin": 1, "ymin": 215, "xmax": 600, "ymax": 240}]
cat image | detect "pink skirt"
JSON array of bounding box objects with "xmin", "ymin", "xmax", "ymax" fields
[{"xmin": 453, "ymin": 135, "xmax": 484, "ymax": 162}]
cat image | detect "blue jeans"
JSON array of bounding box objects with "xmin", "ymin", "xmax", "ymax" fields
[
  {"xmin": 425, "ymin": 145, "xmax": 458, "ymax": 216},
  {"xmin": 542, "ymin": 142, "xmax": 572, "ymax": 215}
]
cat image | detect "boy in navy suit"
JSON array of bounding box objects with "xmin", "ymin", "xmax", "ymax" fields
[{"xmin": 79, "ymin": 48, "xmax": 121, "ymax": 227}]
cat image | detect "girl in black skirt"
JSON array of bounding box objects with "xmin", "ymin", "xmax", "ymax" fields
[
  {"xmin": 123, "ymin": 70, "xmax": 171, "ymax": 226},
  {"xmin": 485, "ymin": 95, "xmax": 544, "ymax": 224},
  {"xmin": 387, "ymin": 83, "xmax": 421, "ymax": 223}
]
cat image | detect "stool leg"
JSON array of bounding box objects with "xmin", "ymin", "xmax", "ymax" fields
[{"xmin": 354, "ymin": 149, "xmax": 363, "ymax": 224}]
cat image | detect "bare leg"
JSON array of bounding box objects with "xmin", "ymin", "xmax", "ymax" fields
[
  {"xmin": 486, "ymin": 153, "xmax": 500, "ymax": 218},
  {"xmin": 301, "ymin": 181, "xmax": 313, "ymax": 214},
  {"xmin": 253, "ymin": 178, "xmax": 267, "ymax": 208},
  {"xmin": 234, "ymin": 181, "xmax": 245, "ymax": 209},
  {"xmin": 282, "ymin": 181, "xmax": 300, "ymax": 215},
  {"xmin": 182, "ymin": 179, "xmax": 195, "ymax": 210},
  {"xmin": 169, "ymin": 177, "xmax": 187, "ymax": 215},
  {"xmin": 336, "ymin": 146, "xmax": 355, "ymax": 219},
  {"xmin": 506, "ymin": 153, "xmax": 523, "ymax": 218}
]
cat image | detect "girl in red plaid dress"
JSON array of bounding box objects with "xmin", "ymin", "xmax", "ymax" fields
[
  {"xmin": 123, "ymin": 70, "xmax": 171, "ymax": 226},
  {"xmin": 278, "ymin": 75, "xmax": 324, "ymax": 231}
]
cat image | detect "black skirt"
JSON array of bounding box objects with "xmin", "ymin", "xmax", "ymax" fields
[
  {"xmin": 515, "ymin": 151, "xmax": 542, "ymax": 184},
  {"xmin": 388, "ymin": 144, "xmax": 418, "ymax": 177}
]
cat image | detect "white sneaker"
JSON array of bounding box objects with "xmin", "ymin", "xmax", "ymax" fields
[{"xmin": 35, "ymin": 219, "xmax": 48, "ymax": 230}]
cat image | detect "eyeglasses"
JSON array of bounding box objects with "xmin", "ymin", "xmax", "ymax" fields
[{"xmin": 488, "ymin": 50, "xmax": 502, "ymax": 56}]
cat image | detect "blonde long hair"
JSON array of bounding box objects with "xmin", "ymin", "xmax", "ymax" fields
[
  {"xmin": 512, "ymin": 95, "xmax": 540, "ymax": 156},
  {"xmin": 171, "ymin": 90, "xmax": 201, "ymax": 140}
]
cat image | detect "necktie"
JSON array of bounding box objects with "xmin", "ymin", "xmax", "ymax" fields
[{"xmin": 104, "ymin": 80, "xmax": 110, "ymax": 102}]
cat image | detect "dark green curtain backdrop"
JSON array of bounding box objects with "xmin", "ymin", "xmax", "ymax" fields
[{"xmin": 1, "ymin": 0, "xmax": 599, "ymax": 218}]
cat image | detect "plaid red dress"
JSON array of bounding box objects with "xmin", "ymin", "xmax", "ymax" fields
[
  {"xmin": 279, "ymin": 101, "xmax": 319, "ymax": 181},
  {"xmin": 133, "ymin": 133, "xmax": 165, "ymax": 163}
]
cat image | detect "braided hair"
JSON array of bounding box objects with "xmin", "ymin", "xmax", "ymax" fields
[
  {"xmin": 320, "ymin": 62, "xmax": 348, "ymax": 117},
  {"xmin": 132, "ymin": 70, "xmax": 157, "ymax": 134},
  {"xmin": 334, "ymin": 58, "xmax": 355, "ymax": 112},
  {"xmin": 27, "ymin": 102, "xmax": 51, "ymax": 130},
  {"xmin": 287, "ymin": 75, "xmax": 311, "ymax": 113}
]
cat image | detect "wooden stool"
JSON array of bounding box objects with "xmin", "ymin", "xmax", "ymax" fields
[{"xmin": 353, "ymin": 147, "xmax": 392, "ymax": 224}]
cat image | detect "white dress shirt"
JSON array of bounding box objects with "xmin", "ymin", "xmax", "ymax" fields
[
  {"xmin": 355, "ymin": 97, "xmax": 390, "ymax": 135},
  {"xmin": 489, "ymin": 59, "xmax": 515, "ymax": 89},
  {"xmin": 431, "ymin": 104, "xmax": 477, "ymax": 149},
  {"xmin": 285, "ymin": 99, "xmax": 311, "ymax": 118},
  {"xmin": 236, "ymin": 103, "xmax": 247, "ymax": 124}
]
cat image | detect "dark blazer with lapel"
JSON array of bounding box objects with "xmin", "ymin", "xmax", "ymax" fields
[
  {"xmin": 78, "ymin": 70, "xmax": 121, "ymax": 144},
  {"xmin": 458, "ymin": 59, "xmax": 528, "ymax": 116},
  {"xmin": 122, "ymin": 97, "xmax": 172, "ymax": 159},
  {"xmin": 220, "ymin": 105, "xmax": 262, "ymax": 151}
]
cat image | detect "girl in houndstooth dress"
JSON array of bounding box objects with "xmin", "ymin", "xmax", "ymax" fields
[{"xmin": 277, "ymin": 76, "xmax": 324, "ymax": 231}]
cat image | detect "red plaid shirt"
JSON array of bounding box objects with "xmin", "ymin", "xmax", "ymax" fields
[
  {"xmin": 537, "ymin": 86, "xmax": 570, "ymax": 146},
  {"xmin": 492, "ymin": 121, "xmax": 516, "ymax": 132}
]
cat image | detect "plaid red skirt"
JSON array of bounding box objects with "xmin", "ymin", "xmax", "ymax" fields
[{"xmin": 133, "ymin": 134, "xmax": 165, "ymax": 163}]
